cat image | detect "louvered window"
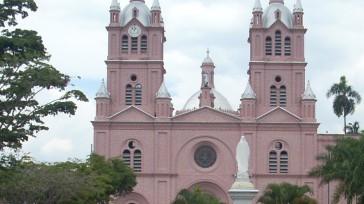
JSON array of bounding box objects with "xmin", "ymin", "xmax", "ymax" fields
[
  {"xmin": 270, "ymin": 86, "xmax": 277, "ymax": 106},
  {"xmin": 269, "ymin": 151, "xmax": 278, "ymax": 173},
  {"xmin": 275, "ymin": 30, "xmax": 282, "ymax": 56},
  {"xmin": 284, "ymin": 37, "xmax": 291, "ymax": 56},
  {"xmin": 134, "ymin": 150, "xmax": 142, "ymax": 172},
  {"xmin": 122, "ymin": 150, "xmax": 131, "ymax": 166},
  {"xmin": 269, "ymin": 141, "xmax": 289, "ymax": 174},
  {"xmin": 141, "ymin": 35, "xmax": 147, "ymax": 53},
  {"xmin": 280, "ymin": 151, "xmax": 288, "ymax": 173},
  {"xmin": 131, "ymin": 37, "xmax": 138, "ymax": 53},
  {"xmin": 126, "ymin": 84, "xmax": 133, "ymax": 105},
  {"xmin": 122, "ymin": 35, "xmax": 128, "ymax": 53},
  {"xmin": 279, "ymin": 86, "xmax": 287, "ymax": 106},
  {"xmin": 135, "ymin": 84, "xmax": 142, "ymax": 105},
  {"xmin": 265, "ymin": 37, "xmax": 272, "ymax": 55}
]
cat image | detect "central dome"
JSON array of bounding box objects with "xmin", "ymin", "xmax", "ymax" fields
[
  {"xmin": 120, "ymin": 1, "xmax": 151, "ymax": 27},
  {"xmin": 182, "ymin": 88, "xmax": 233, "ymax": 110},
  {"xmin": 263, "ymin": 3, "xmax": 293, "ymax": 28}
]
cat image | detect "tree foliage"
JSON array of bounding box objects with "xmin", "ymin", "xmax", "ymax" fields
[
  {"xmin": 326, "ymin": 76, "xmax": 361, "ymax": 134},
  {"xmin": 0, "ymin": 0, "xmax": 88, "ymax": 150},
  {"xmin": 0, "ymin": 153, "xmax": 137, "ymax": 203},
  {"xmin": 172, "ymin": 188, "xmax": 224, "ymax": 204},
  {"xmin": 308, "ymin": 135, "xmax": 364, "ymax": 204},
  {"xmin": 258, "ymin": 182, "xmax": 317, "ymax": 204},
  {"xmin": 345, "ymin": 121, "xmax": 361, "ymax": 135}
]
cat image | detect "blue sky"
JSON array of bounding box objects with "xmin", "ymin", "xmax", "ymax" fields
[{"xmin": 16, "ymin": 0, "xmax": 364, "ymax": 162}]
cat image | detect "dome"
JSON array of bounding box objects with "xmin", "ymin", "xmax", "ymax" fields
[
  {"xmin": 263, "ymin": 3, "xmax": 293, "ymax": 28},
  {"xmin": 182, "ymin": 88, "xmax": 233, "ymax": 110},
  {"xmin": 120, "ymin": 1, "xmax": 151, "ymax": 27}
]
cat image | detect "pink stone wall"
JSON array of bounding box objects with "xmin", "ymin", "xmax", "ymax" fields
[{"xmin": 92, "ymin": 1, "xmax": 344, "ymax": 204}]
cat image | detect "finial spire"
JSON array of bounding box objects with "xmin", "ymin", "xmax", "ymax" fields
[
  {"xmin": 253, "ymin": 0, "xmax": 263, "ymax": 12},
  {"xmin": 110, "ymin": 0, "xmax": 120, "ymax": 10},
  {"xmin": 302, "ymin": 80, "xmax": 316, "ymax": 100},
  {"xmin": 156, "ymin": 80, "xmax": 171, "ymax": 98},
  {"xmin": 96, "ymin": 79, "xmax": 110, "ymax": 98},
  {"xmin": 242, "ymin": 82, "xmax": 256, "ymax": 99},
  {"xmin": 151, "ymin": 0, "xmax": 161, "ymax": 11},
  {"xmin": 293, "ymin": 0, "xmax": 304, "ymax": 13},
  {"xmin": 203, "ymin": 48, "xmax": 213, "ymax": 64}
]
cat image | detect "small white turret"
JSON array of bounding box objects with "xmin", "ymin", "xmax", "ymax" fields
[
  {"xmin": 151, "ymin": 0, "xmax": 161, "ymax": 11},
  {"xmin": 96, "ymin": 79, "xmax": 110, "ymax": 98},
  {"xmin": 253, "ymin": 0, "xmax": 263, "ymax": 12},
  {"xmin": 110, "ymin": 0, "xmax": 120, "ymax": 11},
  {"xmin": 293, "ymin": 0, "xmax": 304, "ymax": 13},
  {"xmin": 156, "ymin": 81, "xmax": 171, "ymax": 98}
]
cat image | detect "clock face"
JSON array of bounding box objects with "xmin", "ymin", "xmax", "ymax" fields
[
  {"xmin": 128, "ymin": 24, "xmax": 141, "ymax": 37},
  {"xmin": 194, "ymin": 145, "xmax": 217, "ymax": 168}
]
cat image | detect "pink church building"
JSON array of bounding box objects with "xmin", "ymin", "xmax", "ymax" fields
[{"xmin": 93, "ymin": 0, "xmax": 336, "ymax": 203}]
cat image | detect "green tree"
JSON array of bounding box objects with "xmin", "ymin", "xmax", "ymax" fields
[
  {"xmin": 172, "ymin": 188, "xmax": 224, "ymax": 204},
  {"xmin": 326, "ymin": 76, "xmax": 361, "ymax": 134},
  {"xmin": 258, "ymin": 182, "xmax": 317, "ymax": 204},
  {"xmin": 0, "ymin": 0, "xmax": 88, "ymax": 150},
  {"xmin": 0, "ymin": 153, "xmax": 137, "ymax": 203},
  {"xmin": 345, "ymin": 121, "xmax": 360, "ymax": 135},
  {"xmin": 308, "ymin": 135, "xmax": 364, "ymax": 204}
]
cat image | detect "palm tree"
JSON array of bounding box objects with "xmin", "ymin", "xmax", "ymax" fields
[
  {"xmin": 172, "ymin": 188, "xmax": 223, "ymax": 204},
  {"xmin": 326, "ymin": 76, "xmax": 361, "ymax": 134},
  {"xmin": 345, "ymin": 121, "xmax": 360, "ymax": 134},
  {"xmin": 309, "ymin": 135, "xmax": 364, "ymax": 204},
  {"xmin": 258, "ymin": 182, "xmax": 317, "ymax": 204}
]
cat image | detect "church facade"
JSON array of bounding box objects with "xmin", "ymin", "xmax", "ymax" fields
[{"xmin": 93, "ymin": 0, "xmax": 335, "ymax": 203}]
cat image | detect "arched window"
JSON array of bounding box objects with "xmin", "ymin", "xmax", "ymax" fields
[
  {"xmin": 135, "ymin": 84, "xmax": 142, "ymax": 105},
  {"xmin": 284, "ymin": 37, "xmax": 291, "ymax": 56},
  {"xmin": 134, "ymin": 150, "xmax": 142, "ymax": 172},
  {"xmin": 131, "ymin": 37, "xmax": 138, "ymax": 53},
  {"xmin": 280, "ymin": 151, "xmax": 288, "ymax": 173},
  {"xmin": 269, "ymin": 141, "xmax": 289, "ymax": 174},
  {"xmin": 275, "ymin": 30, "xmax": 282, "ymax": 56},
  {"xmin": 279, "ymin": 86, "xmax": 287, "ymax": 106},
  {"xmin": 269, "ymin": 151, "xmax": 277, "ymax": 173},
  {"xmin": 126, "ymin": 84, "xmax": 133, "ymax": 105},
  {"xmin": 265, "ymin": 36, "xmax": 272, "ymax": 55},
  {"xmin": 121, "ymin": 35, "xmax": 129, "ymax": 53},
  {"xmin": 122, "ymin": 141, "xmax": 142, "ymax": 173},
  {"xmin": 270, "ymin": 86, "xmax": 277, "ymax": 106},
  {"xmin": 141, "ymin": 35, "xmax": 147, "ymax": 53},
  {"xmin": 122, "ymin": 150, "xmax": 131, "ymax": 166}
]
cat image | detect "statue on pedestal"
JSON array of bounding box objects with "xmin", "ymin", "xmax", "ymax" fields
[{"xmin": 236, "ymin": 136, "xmax": 250, "ymax": 180}]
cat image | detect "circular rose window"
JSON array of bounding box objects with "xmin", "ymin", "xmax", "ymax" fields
[{"xmin": 194, "ymin": 145, "xmax": 217, "ymax": 168}]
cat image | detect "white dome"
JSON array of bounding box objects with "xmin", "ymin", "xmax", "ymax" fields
[
  {"xmin": 263, "ymin": 3, "xmax": 293, "ymax": 28},
  {"xmin": 120, "ymin": 1, "xmax": 150, "ymax": 27},
  {"xmin": 182, "ymin": 88, "xmax": 233, "ymax": 110}
]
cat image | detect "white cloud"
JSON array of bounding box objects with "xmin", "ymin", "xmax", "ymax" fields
[{"xmin": 41, "ymin": 138, "xmax": 73, "ymax": 155}]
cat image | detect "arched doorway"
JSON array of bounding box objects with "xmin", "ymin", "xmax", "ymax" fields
[
  {"xmin": 189, "ymin": 181, "xmax": 230, "ymax": 204},
  {"xmin": 114, "ymin": 192, "xmax": 148, "ymax": 204}
]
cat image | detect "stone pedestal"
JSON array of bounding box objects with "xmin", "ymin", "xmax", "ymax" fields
[{"xmin": 228, "ymin": 174, "xmax": 259, "ymax": 204}]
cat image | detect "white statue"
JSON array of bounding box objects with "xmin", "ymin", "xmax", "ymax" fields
[
  {"xmin": 236, "ymin": 136, "xmax": 250, "ymax": 179},
  {"xmin": 203, "ymin": 72, "xmax": 209, "ymax": 87}
]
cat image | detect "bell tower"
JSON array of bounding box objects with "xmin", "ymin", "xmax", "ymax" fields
[
  {"xmin": 247, "ymin": 0, "xmax": 311, "ymax": 118},
  {"xmin": 104, "ymin": 0, "xmax": 166, "ymax": 116}
]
